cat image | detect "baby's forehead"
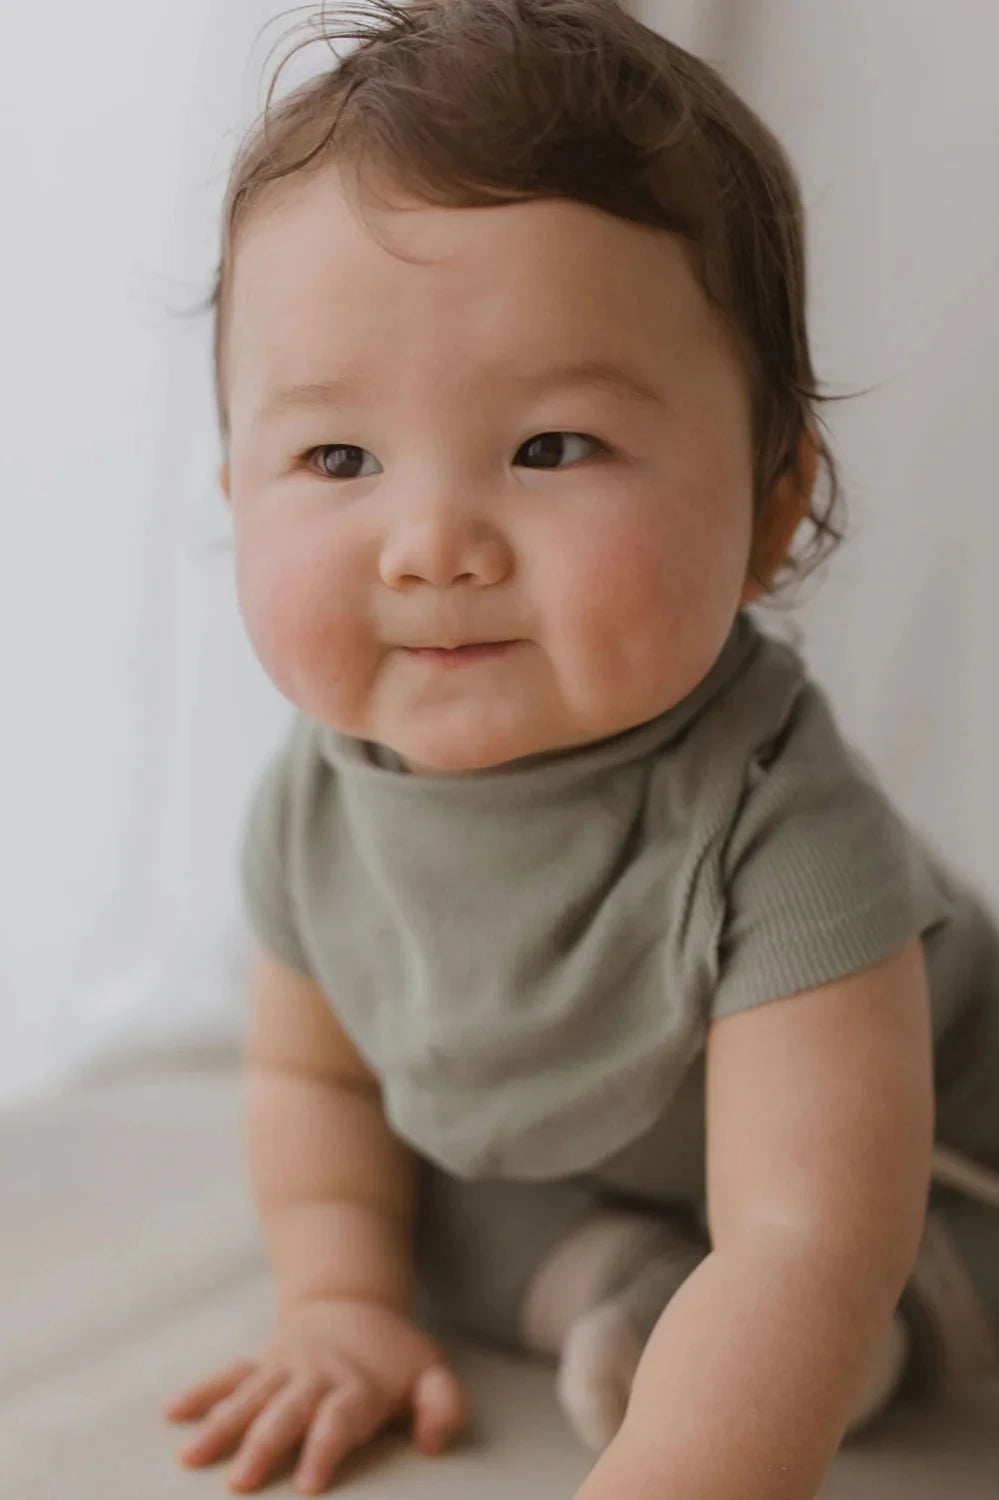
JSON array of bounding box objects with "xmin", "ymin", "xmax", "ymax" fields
[
  {"xmin": 224, "ymin": 170, "xmax": 734, "ymax": 418},
  {"xmin": 233, "ymin": 167, "xmax": 705, "ymax": 320}
]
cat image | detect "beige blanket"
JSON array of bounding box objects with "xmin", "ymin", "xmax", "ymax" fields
[{"xmin": 2, "ymin": 1053, "xmax": 997, "ymax": 1497}]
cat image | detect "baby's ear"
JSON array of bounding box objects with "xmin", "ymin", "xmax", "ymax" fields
[
  {"xmin": 739, "ymin": 427, "xmax": 819, "ymax": 605},
  {"xmin": 218, "ymin": 461, "xmax": 231, "ymax": 503}
]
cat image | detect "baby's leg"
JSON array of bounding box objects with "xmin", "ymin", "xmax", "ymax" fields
[
  {"xmin": 413, "ymin": 1157, "xmax": 602, "ymax": 1349},
  {"xmin": 897, "ymin": 1185, "xmax": 999, "ymax": 1401},
  {"xmin": 521, "ymin": 1196, "xmax": 709, "ymax": 1449},
  {"xmin": 841, "ymin": 1180, "xmax": 999, "ymax": 1444},
  {"xmin": 412, "ymin": 1158, "xmax": 711, "ymax": 1447}
]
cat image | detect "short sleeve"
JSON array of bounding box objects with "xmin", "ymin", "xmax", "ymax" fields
[
  {"xmin": 239, "ymin": 731, "xmax": 313, "ymax": 975},
  {"xmin": 710, "ymin": 680, "xmax": 955, "ymax": 1020}
]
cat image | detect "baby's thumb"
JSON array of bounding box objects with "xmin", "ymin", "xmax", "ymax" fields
[{"xmin": 411, "ymin": 1361, "xmax": 469, "ymax": 1455}]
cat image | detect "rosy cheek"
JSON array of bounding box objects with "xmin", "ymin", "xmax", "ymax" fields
[
  {"xmin": 233, "ymin": 557, "xmax": 292, "ymax": 685},
  {"xmin": 235, "ymin": 540, "xmax": 318, "ymax": 668},
  {"xmin": 560, "ymin": 519, "xmax": 678, "ymax": 639},
  {"xmin": 242, "ymin": 532, "xmax": 380, "ymax": 720}
]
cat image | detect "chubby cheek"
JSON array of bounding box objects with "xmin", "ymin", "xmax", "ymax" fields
[
  {"xmin": 545, "ymin": 498, "xmax": 734, "ymax": 717},
  {"xmin": 233, "ymin": 531, "xmax": 373, "ymax": 725}
]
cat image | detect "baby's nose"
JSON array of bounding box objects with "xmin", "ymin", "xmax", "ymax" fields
[{"xmin": 378, "ymin": 512, "xmax": 512, "ymax": 590}]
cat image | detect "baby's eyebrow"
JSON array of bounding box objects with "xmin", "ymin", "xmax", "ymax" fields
[{"xmin": 257, "ymin": 359, "xmax": 666, "ymax": 423}]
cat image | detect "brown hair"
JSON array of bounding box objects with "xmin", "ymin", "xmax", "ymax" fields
[{"xmin": 206, "ymin": 0, "xmax": 849, "ymax": 601}]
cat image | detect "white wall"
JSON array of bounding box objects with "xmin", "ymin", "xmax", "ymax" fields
[
  {"xmin": 693, "ymin": 0, "xmax": 999, "ymax": 900},
  {"xmin": 0, "ymin": 1, "xmax": 298, "ymax": 1104},
  {"xmin": 633, "ymin": 0, "xmax": 712, "ymax": 48}
]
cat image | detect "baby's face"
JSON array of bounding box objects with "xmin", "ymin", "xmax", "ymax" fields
[{"xmin": 222, "ymin": 165, "xmax": 758, "ymax": 773}]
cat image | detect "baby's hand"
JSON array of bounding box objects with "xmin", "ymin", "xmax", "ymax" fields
[{"xmin": 162, "ymin": 1296, "xmax": 469, "ymax": 1494}]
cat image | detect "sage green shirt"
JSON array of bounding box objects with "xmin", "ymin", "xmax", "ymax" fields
[{"xmin": 240, "ymin": 610, "xmax": 999, "ymax": 1194}]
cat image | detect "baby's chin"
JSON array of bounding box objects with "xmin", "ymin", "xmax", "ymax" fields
[
  {"xmin": 394, "ymin": 733, "xmax": 541, "ymax": 777},
  {"xmin": 390, "ymin": 716, "xmax": 631, "ymax": 777},
  {"xmin": 385, "ymin": 716, "xmax": 575, "ymax": 777}
]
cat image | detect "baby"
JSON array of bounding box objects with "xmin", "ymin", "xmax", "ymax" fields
[{"xmin": 163, "ymin": 2, "xmax": 999, "ymax": 1496}]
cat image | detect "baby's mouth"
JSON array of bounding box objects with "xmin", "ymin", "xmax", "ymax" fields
[{"xmin": 403, "ymin": 640, "xmax": 520, "ymax": 665}]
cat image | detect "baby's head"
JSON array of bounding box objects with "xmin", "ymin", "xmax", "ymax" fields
[{"xmin": 213, "ymin": 0, "xmax": 843, "ymax": 775}]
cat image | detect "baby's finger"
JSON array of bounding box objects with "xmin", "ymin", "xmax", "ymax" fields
[
  {"xmin": 411, "ymin": 1363, "xmax": 469, "ymax": 1455},
  {"xmin": 178, "ymin": 1369, "xmax": 290, "ymax": 1467},
  {"xmin": 294, "ymin": 1380, "xmax": 392, "ymax": 1495},
  {"xmin": 164, "ymin": 1360, "xmax": 258, "ymax": 1421},
  {"xmin": 227, "ymin": 1378, "xmax": 321, "ymax": 1493}
]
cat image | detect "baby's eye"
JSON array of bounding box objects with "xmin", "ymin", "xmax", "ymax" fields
[
  {"xmin": 305, "ymin": 444, "xmax": 380, "ymax": 481},
  {"xmin": 516, "ymin": 432, "xmax": 607, "ymax": 469},
  {"xmin": 302, "ymin": 431, "xmax": 607, "ymax": 481}
]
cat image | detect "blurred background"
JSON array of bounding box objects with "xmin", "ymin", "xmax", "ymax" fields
[{"xmin": 2, "ymin": 0, "xmax": 997, "ymax": 1106}]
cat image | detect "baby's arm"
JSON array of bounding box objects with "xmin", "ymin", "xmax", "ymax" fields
[
  {"xmin": 572, "ymin": 937, "xmax": 934, "ymax": 1500},
  {"xmin": 164, "ymin": 944, "xmax": 466, "ymax": 1493},
  {"xmin": 244, "ymin": 942, "xmax": 413, "ymax": 1313}
]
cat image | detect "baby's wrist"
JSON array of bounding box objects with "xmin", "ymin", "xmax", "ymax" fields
[
  {"xmin": 274, "ymin": 1277, "xmax": 413, "ymax": 1319},
  {"xmin": 264, "ymin": 1196, "xmax": 415, "ymax": 1313}
]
